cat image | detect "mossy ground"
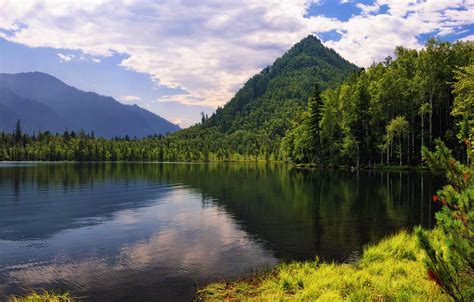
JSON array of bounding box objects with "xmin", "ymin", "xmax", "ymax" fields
[{"xmin": 197, "ymin": 231, "xmax": 448, "ymax": 301}]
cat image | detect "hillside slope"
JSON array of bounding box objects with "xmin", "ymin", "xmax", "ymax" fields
[
  {"xmin": 169, "ymin": 35, "xmax": 359, "ymax": 158},
  {"xmin": 203, "ymin": 35, "xmax": 358, "ymax": 136}
]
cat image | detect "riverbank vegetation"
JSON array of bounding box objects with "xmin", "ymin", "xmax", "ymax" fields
[{"xmin": 197, "ymin": 231, "xmax": 448, "ymax": 301}]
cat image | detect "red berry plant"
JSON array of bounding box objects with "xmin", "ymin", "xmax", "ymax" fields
[{"xmin": 416, "ymin": 139, "xmax": 473, "ymax": 301}]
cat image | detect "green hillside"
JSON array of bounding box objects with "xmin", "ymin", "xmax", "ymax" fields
[
  {"xmin": 171, "ymin": 35, "xmax": 358, "ymax": 158},
  {"xmin": 204, "ymin": 35, "xmax": 358, "ymax": 134}
]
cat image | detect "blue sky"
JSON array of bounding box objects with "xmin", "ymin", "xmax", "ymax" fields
[{"xmin": 0, "ymin": 0, "xmax": 472, "ymax": 127}]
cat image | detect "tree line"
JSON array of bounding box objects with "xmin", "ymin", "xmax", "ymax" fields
[
  {"xmin": 282, "ymin": 38, "xmax": 473, "ymax": 167},
  {"xmin": 0, "ymin": 38, "xmax": 472, "ymax": 165}
]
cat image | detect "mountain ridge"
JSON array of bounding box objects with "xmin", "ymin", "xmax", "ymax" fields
[{"xmin": 0, "ymin": 72, "xmax": 180, "ymax": 137}]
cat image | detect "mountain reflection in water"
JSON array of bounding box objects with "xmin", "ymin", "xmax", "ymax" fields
[{"xmin": 0, "ymin": 162, "xmax": 440, "ymax": 301}]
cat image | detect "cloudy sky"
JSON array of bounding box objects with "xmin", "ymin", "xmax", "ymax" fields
[{"xmin": 0, "ymin": 0, "xmax": 473, "ymax": 127}]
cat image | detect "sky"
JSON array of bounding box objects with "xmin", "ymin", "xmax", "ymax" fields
[{"xmin": 0, "ymin": 0, "xmax": 473, "ymax": 128}]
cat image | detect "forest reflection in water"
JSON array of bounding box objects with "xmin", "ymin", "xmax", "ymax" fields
[{"xmin": 0, "ymin": 162, "xmax": 440, "ymax": 301}]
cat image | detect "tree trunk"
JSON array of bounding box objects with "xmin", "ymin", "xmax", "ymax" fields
[
  {"xmin": 429, "ymin": 88, "xmax": 433, "ymax": 148},
  {"xmin": 421, "ymin": 114, "xmax": 424, "ymax": 148},
  {"xmin": 445, "ymin": 99, "xmax": 449, "ymax": 138},
  {"xmin": 390, "ymin": 139, "xmax": 393, "ymax": 158},
  {"xmin": 407, "ymin": 133, "xmax": 410, "ymax": 164},
  {"xmin": 421, "ymin": 172, "xmax": 424, "ymax": 223},
  {"xmin": 356, "ymin": 143, "xmax": 360, "ymax": 169},
  {"xmin": 411, "ymin": 114, "xmax": 415, "ymax": 155},
  {"xmin": 399, "ymin": 134, "xmax": 402, "ymax": 166},
  {"xmin": 437, "ymin": 108, "xmax": 441, "ymax": 141},
  {"xmin": 387, "ymin": 141, "xmax": 390, "ymax": 165}
]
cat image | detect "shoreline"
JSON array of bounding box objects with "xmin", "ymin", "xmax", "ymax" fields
[
  {"xmin": 196, "ymin": 230, "xmax": 446, "ymax": 301},
  {"xmin": 0, "ymin": 160, "xmax": 431, "ymax": 171}
]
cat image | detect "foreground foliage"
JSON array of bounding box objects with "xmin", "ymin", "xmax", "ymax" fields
[
  {"xmin": 9, "ymin": 291, "xmax": 71, "ymax": 302},
  {"xmin": 197, "ymin": 231, "xmax": 448, "ymax": 301},
  {"xmin": 415, "ymin": 140, "xmax": 473, "ymax": 301}
]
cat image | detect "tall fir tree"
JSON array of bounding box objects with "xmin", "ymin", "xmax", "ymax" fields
[
  {"xmin": 308, "ymin": 83, "xmax": 323, "ymax": 162},
  {"xmin": 14, "ymin": 119, "xmax": 22, "ymax": 145}
]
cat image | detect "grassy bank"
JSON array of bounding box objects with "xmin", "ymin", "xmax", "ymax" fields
[
  {"xmin": 197, "ymin": 231, "xmax": 447, "ymax": 301},
  {"xmin": 9, "ymin": 291, "xmax": 71, "ymax": 302}
]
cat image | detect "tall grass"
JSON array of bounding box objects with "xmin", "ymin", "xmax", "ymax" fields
[
  {"xmin": 9, "ymin": 290, "xmax": 72, "ymax": 302},
  {"xmin": 197, "ymin": 231, "xmax": 448, "ymax": 301}
]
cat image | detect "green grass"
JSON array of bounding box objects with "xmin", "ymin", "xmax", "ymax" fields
[
  {"xmin": 197, "ymin": 231, "xmax": 448, "ymax": 301},
  {"xmin": 9, "ymin": 291, "xmax": 72, "ymax": 302}
]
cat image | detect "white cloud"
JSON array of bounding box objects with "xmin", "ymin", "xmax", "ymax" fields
[
  {"xmin": 459, "ymin": 34, "xmax": 474, "ymax": 41},
  {"xmin": 57, "ymin": 52, "xmax": 101, "ymax": 64},
  {"xmin": 172, "ymin": 118, "xmax": 183, "ymax": 125},
  {"xmin": 356, "ymin": 3, "xmax": 380, "ymax": 15},
  {"xmin": 327, "ymin": 0, "xmax": 474, "ymax": 66},
  {"xmin": 57, "ymin": 53, "xmax": 73, "ymax": 63},
  {"xmin": 119, "ymin": 95, "xmax": 141, "ymax": 103},
  {"xmin": 1, "ymin": 0, "xmax": 473, "ymax": 108}
]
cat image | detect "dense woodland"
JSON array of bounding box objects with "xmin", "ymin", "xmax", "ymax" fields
[
  {"xmin": 0, "ymin": 37, "xmax": 472, "ymax": 166},
  {"xmin": 283, "ymin": 38, "xmax": 473, "ymax": 166}
]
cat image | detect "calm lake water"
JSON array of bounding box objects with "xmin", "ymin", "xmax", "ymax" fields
[{"xmin": 0, "ymin": 162, "xmax": 440, "ymax": 301}]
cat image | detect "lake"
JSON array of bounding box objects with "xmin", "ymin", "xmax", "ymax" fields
[{"xmin": 0, "ymin": 162, "xmax": 440, "ymax": 301}]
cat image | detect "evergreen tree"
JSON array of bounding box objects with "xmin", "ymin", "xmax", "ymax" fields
[
  {"xmin": 416, "ymin": 140, "xmax": 473, "ymax": 301},
  {"xmin": 349, "ymin": 74, "xmax": 371, "ymax": 166},
  {"xmin": 14, "ymin": 119, "xmax": 22, "ymax": 145},
  {"xmin": 308, "ymin": 83, "xmax": 323, "ymax": 162},
  {"xmin": 451, "ymin": 63, "xmax": 474, "ymax": 164}
]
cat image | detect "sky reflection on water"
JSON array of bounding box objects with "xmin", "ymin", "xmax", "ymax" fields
[{"xmin": 0, "ymin": 163, "xmax": 439, "ymax": 301}]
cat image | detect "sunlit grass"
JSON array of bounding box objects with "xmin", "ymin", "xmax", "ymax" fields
[
  {"xmin": 9, "ymin": 290, "xmax": 72, "ymax": 302},
  {"xmin": 197, "ymin": 231, "xmax": 448, "ymax": 301}
]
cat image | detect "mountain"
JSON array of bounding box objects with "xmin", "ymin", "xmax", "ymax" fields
[
  {"xmin": 174, "ymin": 35, "xmax": 358, "ymax": 154},
  {"xmin": 200, "ymin": 35, "xmax": 358, "ymax": 137},
  {"xmin": 0, "ymin": 88, "xmax": 68, "ymax": 134},
  {"xmin": 0, "ymin": 72, "xmax": 180, "ymax": 137},
  {"xmin": 127, "ymin": 104, "xmax": 179, "ymax": 136}
]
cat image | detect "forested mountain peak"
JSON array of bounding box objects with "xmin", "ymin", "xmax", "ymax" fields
[
  {"xmin": 200, "ymin": 34, "xmax": 358, "ymax": 136},
  {"xmin": 276, "ymin": 35, "xmax": 353, "ymax": 71}
]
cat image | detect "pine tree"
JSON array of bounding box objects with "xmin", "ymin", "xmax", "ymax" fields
[
  {"xmin": 14, "ymin": 119, "xmax": 22, "ymax": 145},
  {"xmin": 451, "ymin": 63, "xmax": 474, "ymax": 164},
  {"xmin": 308, "ymin": 83, "xmax": 323, "ymax": 162},
  {"xmin": 415, "ymin": 140, "xmax": 473, "ymax": 301}
]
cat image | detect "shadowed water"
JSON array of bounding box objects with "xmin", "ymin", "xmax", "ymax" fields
[{"xmin": 0, "ymin": 162, "xmax": 440, "ymax": 301}]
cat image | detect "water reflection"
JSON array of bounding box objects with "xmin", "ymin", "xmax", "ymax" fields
[{"xmin": 0, "ymin": 163, "xmax": 440, "ymax": 300}]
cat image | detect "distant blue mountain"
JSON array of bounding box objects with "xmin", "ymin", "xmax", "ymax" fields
[{"xmin": 0, "ymin": 72, "xmax": 180, "ymax": 137}]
